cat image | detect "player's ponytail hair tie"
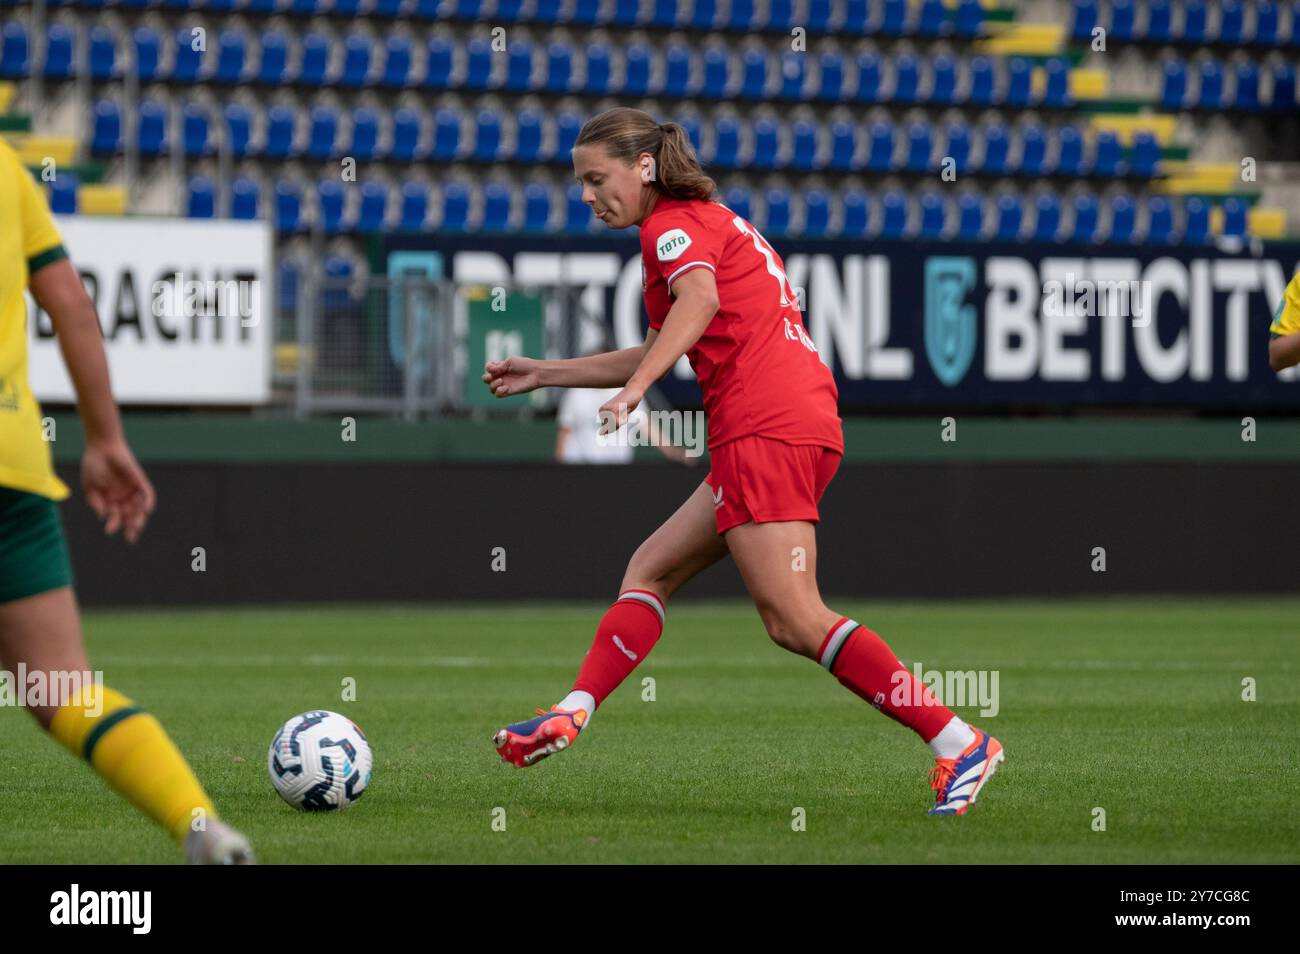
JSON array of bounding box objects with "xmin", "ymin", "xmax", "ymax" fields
[{"xmin": 575, "ymin": 107, "xmax": 718, "ymax": 203}]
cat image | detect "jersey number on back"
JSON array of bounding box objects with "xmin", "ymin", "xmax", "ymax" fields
[{"xmin": 731, "ymin": 216, "xmax": 799, "ymax": 309}]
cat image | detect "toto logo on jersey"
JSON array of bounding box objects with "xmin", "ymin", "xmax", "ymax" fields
[{"xmin": 656, "ymin": 229, "xmax": 692, "ymax": 261}]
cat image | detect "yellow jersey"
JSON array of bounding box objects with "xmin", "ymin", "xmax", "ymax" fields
[
  {"xmin": 0, "ymin": 137, "xmax": 70, "ymax": 500},
  {"xmin": 1270, "ymin": 268, "xmax": 1300, "ymax": 339}
]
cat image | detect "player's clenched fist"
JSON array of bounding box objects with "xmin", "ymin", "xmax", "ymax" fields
[{"xmin": 483, "ymin": 355, "xmax": 542, "ymax": 397}]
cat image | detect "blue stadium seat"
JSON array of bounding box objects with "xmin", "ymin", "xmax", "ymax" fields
[
  {"xmin": 187, "ymin": 176, "xmax": 215, "ymax": 219},
  {"xmin": 817, "ymin": 51, "xmax": 844, "ymax": 101},
  {"xmin": 829, "ymin": 121, "xmax": 858, "ymax": 171},
  {"xmin": 555, "ymin": 111, "xmax": 582, "ymax": 158},
  {"xmin": 944, "ymin": 121, "xmax": 970, "ymax": 173},
  {"xmin": 979, "ymin": 123, "xmax": 1008, "ymax": 175},
  {"xmin": 564, "ymin": 183, "xmax": 590, "ymax": 233},
  {"xmin": 1055, "ymin": 125, "xmax": 1084, "ymax": 176},
  {"xmin": 1110, "ymin": 0, "xmax": 1135, "ymax": 41},
  {"xmin": 318, "ymin": 180, "xmax": 345, "ymax": 233},
  {"xmin": 464, "ymin": 38, "xmax": 493, "ymax": 90},
  {"xmin": 287, "ymin": 0, "xmax": 319, "ymax": 12},
  {"xmin": 372, "ymin": 0, "xmax": 403, "ymax": 16},
  {"xmin": 504, "ymin": 39, "xmax": 534, "ymax": 92},
  {"xmin": 1146, "ymin": 196, "xmax": 1173, "ymax": 244},
  {"xmin": 1219, "ymin": 1, "xmax": 1244, "ymax": 44},
  {"xmin": 1005, "ymin": 57, "xmax": 1033, "ymax": 107},
  {"xmin": 1161, "ymin": 59, "xmax": 1187, "ymax": 110},
  {"xmin": 905, "ymin": 121, "xmax": 932, "ymax": 173},
  {"xmin": 182, "ymin": 103, "xmax": 209, "ymax": 157},
  {"xmin": 725, "ymin": 186, "xmax": 751, "ymax": 223},
  {"xmin": 258, "ymin": 31, "xmax": 287, "ymax": 85},
  {"xmin": 691, "ymin": 0, "xmax": 717, "ymax": 29},
  {"xmin": 89, "ymin": 26, "xmax": 117, "ymax": 81},
  {"xmin": 1271, "ymin": 63, "xmax": 1297, "ymax": 110},
  {"xmin": 966, "ymin": 55, "xmax": 995, "ymax": 106},
  {"xmin": 780, "ymin": 51, "xmax": 807, "ymax": 101},
  {"xmin": 955, "ymin": 0, "xmax": 984, "ymax": 38},
  {"xmin": 803, "ymin": 189, "xmax": 830, "ymax": 238},
  {"xmin": 1182, "ymin": 0, "xmax": 1207, "ymax": 43},
  {"xmin": 664, "ymin": 44, "xmax": 692, "ymax": 98},
  {"xmin": 307, "ymin": 104, "xmax": 337, "ymax": 160},
  {"xmin": 842, "ymin": 0, "xmax": 868, "ymax": 34},
  {"xmin": 728, "ymin": 0, "xmax": 755, "ymax": 30},
  {"xmin": 495, "ymin": 0, "xmax": 525, "ymax": 21},
  {"xmin": 1183, "ymin": 196, "xmax": 1209, "ymax": 244},
  {"xmin": 995, "ymin": 194, "xmax": 1022, "ymax": 241},
  {"xmin": 680, "ymin": 115, "xmax": 702, "ymax": 153},
  {"xmin": 765, "ymin": 189, "xmax": 790, "ymax": 236},
  {"xmin": 931, "ymin": 54, "xmax": 956, "ymax": 104},
  {"xmin": 702, "ymin": 47, "xmax": 729, "ymax": 98},
  {"xmin": 172, "ymin": 27, "xmax": 203, "ymax": 82},
  {"xmin": 215, "ymin": 30, "xmax": 245, "ymax": 83},
  {"xmin": 275, "ymin": 181, "xmax": 301, "ymax": 233},
  {"xmin": 740, "ymin": 48, "xmax": 767, "ymax": 99},
  {"xmin": 432, "ymin": 108, "xmax": 460, "ymax": 161},
  {"xmin": 547, "ymin": 40, "xmax": 574, "ymax": 94},
  {"xmin": 299, "ymin": 33, "xmax": 329, "ymax": 85},
  {"xmin": 1255, "ymin": 2, "xmax": 1279, "ymax": 46},
  {"xmin": 623, "ymin": 43, "xmax": 652, "ymax": 96},
  {"xmin": 751, "ymin": 117, "xmax": 778, "ymax": 170},
  {"xmin": 90, "ymin": 100, "xmax": 121, "ymax": 155},
  {"xmin": 231, "ymin": 176, "xmax": 259, "ymax": 220},
  {"xmin": 768, "ymin": 0, "xmax": 794, "ymax": 32},
  {"xmin": 382, "ymin": 35, "xmax": 412, "ymax": 88},
  {"xmin": 473, "ymin": 108, "xmax": 502, "ymax": 162},
  {"xmin": 867, "ymin": 120, "xmax": 895, "ymax": 171},
  {"xmin": 390, "ymin": 108, "xmax": 422, "ymax": 161},
  {"xmin": 653, "ymin": 0, "xmax": 682, "ymax": 27},
  {"xmin": 893, "ymin": 54, "xmax": 919, "ymax": 104},
  {"xmin": 482, "ymin": 182, "xmax": 511, "ymax": 231},
  {"xmin": 2, "ymin": 23, "xmax": 29, "ymax": 79},
  {"xmin": 1221, "ymin": 197, "xmax": 1247, "ymax": 239},
  {"xmin": 611, "ymin": 0, "xmax": 641, "ymax": 27},
  {"xmin": 264, "ymin": 104, "xmax": 296, "ymax": 159},
  {"xmin": 399, "ymin": 181, "xmax": 429, "ymax": 231},
  {"xmin": 523, "ymin": 182, "xmax": 551, "ymax": 232},
  {"xmin": 44, "ymin": 25, "xmax": 73, "ymax": 81},
  {"xmin": 1197, "ymin": 59, "xmax": 1223, "ymax": 108},
  {"xmin": 1108, "ymin": 195, "xmax": 1136, "ymax": 243},
  {"xmin": 1017, "ymin": 125, "xmax": 1046, "ymax": 175},
  {"xmin": 791, "ymin": 120, "xmax": 818, "ymax": 171},
  {"xmin": 224, "ymin": 103, "xmax": 251, "ymax": 157},
  {"xmin": 841, "ymin": 189, "xmax": 869, "ymax": 238},
  {"xmin": 1130, "ymin": 131, "xmax": 1160, "ymax": 177},
  {"xmin": 341, "ymin": 34, "xmax": 372, "ymax": 87},
  {"xmin": 586, "ymin": 42, "xmax": 612, "ymax": 95},
  {"xmin": 957, "ymin": 193, "xmax": 982, "ymax": 239},
  {"xmin": 50, "ymin": 173, "xmax": 79, "ymax": 214},
  {"xmin": 919, "ymin": 0, "xmax": 948, "ymax": 37},
  {"xmin": 1092, "ymin": 129, "xmax": 1123, "ymax": 176},
  {"xmin": 1033, "ymin": 194, "xmax": 1060, "ymax": 242},
  {"xmin": 712, "ymin": 116, "xmax": 740, "ymax": 167},
  {"xmin": 515, "ymin": 110, "xmax": 543, "ymax": 163},
  {"xmin": 350, "ymin": 107, "xmax": 378, "ymax": 161},
  {"xmin": 137, "ymin": 100, "xmax": 167, "ymax": 156},
  {"xmin": 533, "ymin": 0, "xmax": 562, "ymax": 22},
  {"xmin": 1234, "ymin": 62, "xmax": 1260, "ymax": 110},
  {"xmin": 1071, "ymin": 194, "xmax": 1098, "ymax": 243},
  {"xmin": 919, "ymin": 192, "xmax": 946, "ymax": 239},
  {"xmin": 1071, "ymin": 0, "xmax": 1098, "ymax": 42},
  {"xmin": 424, "ymin": 37, "xmax": 452, "ymax": 89},
  {"xmin": 1147, "ymin": 0, "xmax": 1172, "ymax": 42},
  {"xmin": 1043, "ymin": 58, "xmax": 1071, "ymax": 107},
  {"xmin": 854, "ymin": 52, "xmax": 881, "ymax": 103},
  {"xmin": 882, "ymin": 0, "xmax": 907, "ymax": 35},
  {"xmin": 808, "ymin": 0, "xmax": 833, "ymax": 33},
  {"xmin": 881, "ymin": 190, "xmax": 908, "ymax": 239}
]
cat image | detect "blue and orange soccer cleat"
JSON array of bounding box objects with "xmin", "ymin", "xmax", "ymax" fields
[
  {"xmin": 927, "ymin": 726, "xmax": 1005, "ymax": 816},
  {"xmin": 492, "ymin": 706, "xmax": 588, "ymax": 767}
]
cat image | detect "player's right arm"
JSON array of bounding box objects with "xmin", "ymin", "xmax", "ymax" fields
[{"xmin": 483, "ymin": 329, "xmax": 658, "ymax": 396}]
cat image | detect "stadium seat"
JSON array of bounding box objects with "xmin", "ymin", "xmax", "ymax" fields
[
  {"xmin": 882, "ymin": 0, "xmax": 907, "ymax": 35},
  {"xmin": 881, "ymin": 190, "xmax": 908, "ymax": 239},
  {"xmin": 523, "ymin": 182, "xmax": 551, "ymax": 232},
  {"xmin": 399, "ymin": 181, "xmax": 429, "ymax": 231},
  {"xmin": 842, "ymin": 0, "xmax": 868, "ymax": 34},
  {"xmin": 464, "ymin": 38, "xmax": 493, "ymax": 90},
  {"xmin": 431, "ymin": 108, "xmax": 460, "ymax": 161},
  {"xmin": 664, "ymin": 44, "xmax": 692, "ymax": 98},
  {"xmin": 765, "ymin": 189, "xmax": 790, "ymax": 236},
  {"xmin": 967, "ymin": 56, "xmax": 995, "ymax": 107},
  {"xmin": 89, "ymin": 26, "xmax": 117, "ymax": 81},
  {"xmin": 2, "ymin": 22, "xmax": 29, "ymax": 80},
  {"xmin": 382, "ymin": 35, "xmax": 412, "ymax": 88},
  {"xmin": 768, "ymin": 0, "xmax": 794, "ymax": 32},
  {"xmin": 740, "ymin": 48, "xmax": 767, "ymax": 99},
  {"xmin": 264, "ymin": 104, "xmax": 296, "ymax": 159},
  {"xmin": 387, "ymin": 108, "xmax": 420, "ymax": 161},
  {"xmin": 829, "ymin": 121, "xmax": 858, "ymax": 171},
  {"xmin": 224, "ymin": 103, "xmax": 251, "ymax": 157},
  {"xmin": 1108, "ymin": 195, "xmax": 1136, "ymax": 243},
  {"xmin": 515, "ymin": 110, "xmax": 543, "ymax": 163},
  {"xmin": 1197, "ymin": 60, "xmax": 1223, "ymax": 109},
  {"xmin": 680, "ymin": 115, "xmax": 703, "ymax": 153},
  {"xmin": 954, "ymin": 0, "xmax": 984, "ymax": 38},
  {"xmin": 702, "ymin": 47, "xmax": 730, "ymax": 98},
  {"xmin": 1043, "ymin": 58, "xmax": 1071, "ymax": 108},
  {"xmin": 728, "ymin": 0, "xmax": 755, "ymax": 30},
  {"xmin": 258, "ymin": 31, "xmax": 287, "ymax": 85},
  {"xmin": 1110, "ymin": 0, "xmax": 1135, "ymax": 42},
  {"xmin": 1017, "ymin": 125, "xmax": 1046, "ymax": 176},
  {"xmin": 90, "ymin": 100, "xmax": 121, "ymax": 155},
  {"xmin": 504, "ymin": 39, "xmax": 534, "ymax": 92},
  {"xmin": 564, "ymin": 183, "xmax": 590, "ymax": 233},
  {"xmin": 1146, "ymin": 196, "xmax": 1174, "ymax": 244},
  {"xmin": 919, "ymin": 0, "xmax": 948, "ymax": 37},
  {"xmin": 50, "ymin": 173, "xmax": 79, "ymax": 214},
  {"xmin": 1147, "ymin": 0, "xmax": 1173, "ymax": 42},
  {"xmin": 841, "ymin": 189, "xmax": 869, "ymax": 238},
  {"xmin": 995, "ymin": 193, "xmax": 1022, "ymax": 241},
  {"xmin": 183, "ymin": 103, "xmax": 209, "ymax": 157},
  {"xmin": 297, "ymin": 32, "xmax": 329, "ymax": 86},
  {"xmin": 957, "ymin": 192, "xmax": 982, "ymax": 239},
  {"xmin": 803, "ymin": 189, "xmax": 830, "ymax": 238},
  {"xmin": 442, "ymin": 183, "xmax": 470, "ymax": 231},
  {"xmin": 945, "ymin": 122, "xmax": 970, "ymax": 173},
  {"xmin": 307, "ymin": 105, "xmax": 338, "ymax": 160},
  {"xmin": 1219, "ymin": 1, "xmax": 1245, "ymax": 44},
  {"xmin": 555, "ymin": 111, "xmax": 582, "ymax": 157},
  {"xmin": 586, "ymin": 42, "xmax": 612, "ymax": 95},
  {"xmin": 1055, "ymin": 125, "xmax": 1084, "ymax": 176},
  {"xmin": 171, "ymin": 27, "xmax": 203, "ymax": 82},
  {"xmin": 230, "ymin": 176, "xmax": 259, "ymax": 220},
  {"xmin": 780, "ymin": 51, "xmax": 807, "ymax": 101},
  {"xmin": 1182, "ymin": 1, "xmax": 1207, "ymax": 43},
  {"xmin": 791, "ymin": 120, "xmax": 818, "ymax": 171},
  {"xmin": 214, "ymin": 30, "xmax": 245, "ymax": 84},
  {"xmin": 547, "ymin": 40, "xmax": 574, "ymax": 94},
  {"xmin": 1071, "ymin": 0, "xmax": 1099, "ymax": 43},
  {"xmin": 808, "ymin": 0, "xmax": 833, "ymax": 33},
  {"xmin": 691, "ymin": 0, "xmax": 717, "ymax": 30},
  {"xmin": 751, "ymin": 117, "xmax": 778, "ymax": 170},
  {"xmin": 1255, "ymin": 2, "xmax": 1280, "ymax": 46},
  {"xmin": 1221, "ymin": 197, "xmax": 1247, "ymax": 239},
  {"xmin": 893, "ymin": 54, "xmax": 919, "ymax": 104},
  {"xmin": 137, "ymin": 100, "xmax": 167, "ymax": 156},
  {"xmin": 622, "ymin": 44, "xmax": 651, "ymax": 97},
  {"xmin": 341, "ymin": 34, "xmax": 372, "ymax": 88},
  {"xmin": 867, "ymin": 121, "xmax": 895, "ymax": 172},
  {"xmin": 1092, "ymin": 129, "xmax": 1124, "ymax": 177},
  {"xmin": 1183, "ymin": 196, "xmax": 1209, "ymax": 244},
  {"xmin": 349, "ymin": 107, "xmax": 378, "ymax": 161},
  {"xmin": 919, "ymin": 192, "xmax": 946, "ymax": 239},
  {"xmin": 1161, "ymin": 59, "xmax": 1187, "ymax": 110},
  {"xmin": 1130, "ymin": 131, "xmax": 1161, "ymax": 177},
  {"xmin": 1271, "ymin": 63, "xmax": 1297, "ymax": 110},
  {"xmin": 931, "ymin": 54, "xmax": 957, "ymax": 105},
  {"xmin": 533, "ymin": 0, "xmax": 561, "ymax": 22},
  {"xmin": 318, "ymin": 180, "xmax": 345, "ymax": 233},
  {"xmin": 854, "ymin": 52, "xmax": 881, "ymax": 103},
  {"xmin": 495, "ymin": 0, "xmax": 524, "ymax": 21},
  {"xmin": 712, "ymin": 116, "xmax": 740, "ymax": 167},
  {"xmin": 187, "ymin": 176, "xmax": 215, "ymax": 219},
  {"xmin": 1234, "ymin": 63, "xmax": 1260, "ymax": 110},
  {"xmin": 724, "ymin": 186, "xmax": 751, "ymax": 223},
  {"xmin": 905, "ymin": 121, "xmax": 932, "ymax": 173},
  {"xmin": 1033, "ymin": 194, "xmax": 1060, "ymax": 242},
  {"xmin": 1005, "ymin": 58, "xmax": 1033, "ymax": 107},
  {"xmin": 424, "ymin": 37, "xmax": 452, "ymax": 89},
  {"xmin": 979, "ymin": 123, "xmax": 1009, "ymax": 175},
  {"xmin": 482, "ymin": 182, "xmax": 511, "ymax": 232},
  {"xmin": 275, "ymin": 181, "xmax": 301, "ymax": 232},
  {"xmin": 1071, "ymin": 194, "xmax": 1098, "ymax": 242},
  {"xmin": 473, "ymin": 109, "xmax": 502, "ymax": 162},
  {"xmin": 817, "ymin": 51, "xmax": 844, "ymax": 102}
]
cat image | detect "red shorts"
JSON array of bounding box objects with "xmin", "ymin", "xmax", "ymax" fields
[{"xmin": 704, "ymin": 435, "xmax": 842, "ymax": 535}]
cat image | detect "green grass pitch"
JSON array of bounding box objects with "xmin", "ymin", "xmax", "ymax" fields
[{"xmin": 1, "ymin": 598, "xmax": 1296, "ymax": 864}]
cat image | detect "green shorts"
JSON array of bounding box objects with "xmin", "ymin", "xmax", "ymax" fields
[{"xmin": 0, "ymin": 486, "xmax": 75, "ymax": 604}]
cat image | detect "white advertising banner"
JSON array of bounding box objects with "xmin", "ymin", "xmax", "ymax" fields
[{"xmin": 26, "ymin": 216, "xmax": 274, "ymax": 404}]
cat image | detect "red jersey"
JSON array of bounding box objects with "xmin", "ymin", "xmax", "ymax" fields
[{"xmin": 639, "ymin": 196, "xmax": 843, "ymax": 453}]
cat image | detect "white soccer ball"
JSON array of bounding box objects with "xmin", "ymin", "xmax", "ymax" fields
[{"xmin": 267, "ymin": 710, "xmax": 373, "ymax": 811}]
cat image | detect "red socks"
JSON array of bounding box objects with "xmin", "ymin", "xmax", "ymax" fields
[
  {"xmin": 817, "ymin": 617, "xmax": 955, "ymax": 743},
  {"xmin": 571, "ymin": 589, "xmax": 666, "ymax": 706}
]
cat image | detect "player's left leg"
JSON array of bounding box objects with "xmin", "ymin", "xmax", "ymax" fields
[{"xmin": 725, "ymin": 513, "xmax": 1003, "ymax": 816}]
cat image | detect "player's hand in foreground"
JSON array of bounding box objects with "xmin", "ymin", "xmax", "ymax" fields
[
  {"xmin": 482, "ymin": 355, "xmax": 543, "ymax": 397},
  {"xmin": 493, "ymin": 705, "xmax": 588, "ymax": 767},
  {"xmin": 81, "ymin": 438, "xmax": 156, "ymax": 544},
  {"xmin": 927, "ymin": 725, "xmax": 1005, "ymax": 816},
  {"xmin": 185, "ymin": 818, "xmax": 256, "ymax": 865}
]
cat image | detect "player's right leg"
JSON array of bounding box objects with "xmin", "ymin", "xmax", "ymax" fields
[{"xmin": 493, "ymin": 479, "xmax": 729, "ymax": 767}]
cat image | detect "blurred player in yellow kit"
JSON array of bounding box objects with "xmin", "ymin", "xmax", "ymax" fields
[
  {"xmin": 0, "ymin": 138, "xmax": 252, "ymax": 863},
  {"xmin": 1268, "ymin": 269, "xmax": 1300, "ymax": 371}
]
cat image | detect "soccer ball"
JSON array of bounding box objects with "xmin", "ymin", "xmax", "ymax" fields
[{"xmin": 267, "ymin": 710, "xmax": 373, "ymax": 811}]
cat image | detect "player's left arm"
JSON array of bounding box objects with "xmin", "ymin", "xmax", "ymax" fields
[
  {"xmin": 29, "ymin": 259, "xmax": 156, "ymax": 542},
  {"xmin": 1268, "ymin": 273, "xmax": 1300, "ymax": 371},
  {"xmin": 1269, "ymin": 331, "xmax": 1300, "ymax": 372},
  {"xmin": 599, "ymin": 269, "xmax": 718, "ymax": 433}
]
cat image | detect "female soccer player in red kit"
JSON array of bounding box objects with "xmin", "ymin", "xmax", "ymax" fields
[{"xmin": 484, "ymin": 108, "xmax": 1004, "ymax": 815}]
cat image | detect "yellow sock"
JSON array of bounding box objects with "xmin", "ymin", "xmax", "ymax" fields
[{"xmin": 49, "ymin": 684, "xmax": 217, "ymax": 845}]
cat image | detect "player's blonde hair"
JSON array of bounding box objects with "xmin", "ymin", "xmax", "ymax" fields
[{"xmin": 574, "ymin": 107, "xmax": 718, "ymax": 202}]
